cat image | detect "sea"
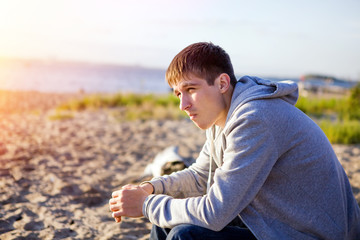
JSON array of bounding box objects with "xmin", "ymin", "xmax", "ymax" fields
[
  {"xmin": 1, "ymin": 59, "xmax": 320, "ymax": 95},
  {"xmin": 0, "ymin": 59, "xmax": 170, "ymax": 94}
]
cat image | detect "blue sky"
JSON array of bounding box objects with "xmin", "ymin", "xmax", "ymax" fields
[{"xmin": 0, "ymin": 0, "xmax": 359, "ymax": 80}]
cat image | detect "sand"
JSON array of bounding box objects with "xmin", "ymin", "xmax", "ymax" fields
[{"xmin": 0, "ymin": 92, "xmax": 359, "ymax": 240}]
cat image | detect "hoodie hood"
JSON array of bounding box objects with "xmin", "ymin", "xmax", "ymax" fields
[{"xmin": 225, "ymin": 76, "xmax": 299, "ymax": 124}]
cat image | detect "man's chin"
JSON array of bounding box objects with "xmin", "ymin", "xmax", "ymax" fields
[{"xmin": 192, "ymin": 121, "xmax": 212, "ymax": 130}]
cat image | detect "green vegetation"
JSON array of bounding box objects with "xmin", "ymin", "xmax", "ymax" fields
[
  {"xmin": 318, "ymin": 119, "xmax": 360, "ymax": 144},
  {"xmin": 48, "ymin": 110, "xmax": 74, "ymax": 121},
  {"xmin": 296, "ymin": 83, "xmax": 360, "ymax": 144},
  {"xmin": 53, "ymin": 83, "xmax": 360, "ymax": 144},
  {"xmin": 56, "ymin": 93, "xmax": 185, "ymax": 121},
  {"xmin": 295, "ymin": 96, "xmax": 346, "ymax": 117},
  {"xmin": 57, "ymin": 93, "xmax": 180, "ymax": 111},
  {"xmin": 346, "ymin": 82, "xmax": 360, "ymax": 120}
]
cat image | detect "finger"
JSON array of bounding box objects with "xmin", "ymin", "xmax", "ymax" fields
[
  {"xmin": 112, "ymin": 191, "xmax": 119, "ymax": 198},
  {"xmin": 109, "ymin": 204, "xmax": 119, "ymax": 212},
  {"xmin": 115, "ymin": 216, "xmax": 121, "ymax": 223},
  {"xmin": 109, "ymin": 198, "xmax": 117, "ymax": 205},
  {"xmin": 112, "ymin": 211, "xmax": 124, "ymax": 218}
]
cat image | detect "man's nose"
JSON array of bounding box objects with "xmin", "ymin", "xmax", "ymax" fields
[{"xmin": 179, "ymin": 95, "xmax": 190, "ymax": 111}]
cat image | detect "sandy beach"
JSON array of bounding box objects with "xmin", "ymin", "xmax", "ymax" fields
[{"xmin": 0, "ymin": 92, "xmax": 359, "ymax": 240}]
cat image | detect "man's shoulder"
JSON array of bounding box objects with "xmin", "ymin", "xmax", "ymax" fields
[
  {"xmin": 229, "ymin": 98, "xmax": 277, "ymax": 119},
  {"xmin": 231, "ymin": 96, "xmax": 295, "ymax": 117},
  {"xmin": 225, "ymin": 98, "xmax": 295, "ymax": 134}
]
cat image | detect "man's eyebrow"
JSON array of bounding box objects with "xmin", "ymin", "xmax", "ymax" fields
[
  {"xmin": 173, "ymin": 82, "xmax": 200, "ymax": 95},
  {"xmin": 180, "ymin": 82, "xmax": 200, "ymax": 88}
]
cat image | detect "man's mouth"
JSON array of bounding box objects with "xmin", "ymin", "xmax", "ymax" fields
[{"xmin": 189, "ymin": 113, "xmax": 196, "ymax": 120}]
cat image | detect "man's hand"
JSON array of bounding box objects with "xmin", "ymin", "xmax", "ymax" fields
[{"xmin": 109, "ymin": 183, "xmax": 153, "ymax": 223}]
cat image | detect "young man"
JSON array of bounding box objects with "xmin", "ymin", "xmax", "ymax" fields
[{"xmin": 109, "ymin": 42, "xmax": 360, "ymax": 240}]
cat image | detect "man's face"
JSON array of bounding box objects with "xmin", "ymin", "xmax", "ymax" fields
[{"xmin": 172, "ymin": 75, "xmax": 228, "ymax": 130}]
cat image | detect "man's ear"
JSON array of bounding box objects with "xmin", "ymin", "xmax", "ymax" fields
[{"xmin": 218, "ymin": 73, "xmax": 231, "ymax": 93}]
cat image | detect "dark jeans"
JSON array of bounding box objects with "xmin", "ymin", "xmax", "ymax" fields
[{"xmin": 149, "ymin": 221, "xmax": 257, "ymax": 240}]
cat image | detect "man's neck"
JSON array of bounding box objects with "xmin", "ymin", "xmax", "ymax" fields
[{"xmin": 216, "ymin": 86, "xmax": 234, "ymax": 128}]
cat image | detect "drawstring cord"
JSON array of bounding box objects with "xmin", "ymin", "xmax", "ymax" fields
[{"xmin": 207, "ymin": 126, "xmax": 215, "ymax": 193}]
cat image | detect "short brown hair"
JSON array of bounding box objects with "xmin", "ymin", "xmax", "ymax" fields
[{"xmin": 166, "ymin": 42, "xmax": 237, "ymax": 87}]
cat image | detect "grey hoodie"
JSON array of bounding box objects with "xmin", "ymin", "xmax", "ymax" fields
[{"xmin": 143, "ymin": 76, "xmax": 360, "ymax": 240}]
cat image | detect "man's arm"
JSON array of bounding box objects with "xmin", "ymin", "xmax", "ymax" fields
[{"xmin": 143, "ymin": 110, "xmax": 279, "ymax": 231}]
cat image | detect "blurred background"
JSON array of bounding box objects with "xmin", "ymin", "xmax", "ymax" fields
[{"xmin": 0, "ymin": 0, "xmax": 359, "ymax": 94}]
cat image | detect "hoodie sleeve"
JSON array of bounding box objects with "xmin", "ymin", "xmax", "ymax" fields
[
  {"xmin": 148, "ymin": 138, "xmax": 212, "ymax": 198},
  {"xmin": 143, "ymin": 103, "xmax": 279, "ymax": 231}
]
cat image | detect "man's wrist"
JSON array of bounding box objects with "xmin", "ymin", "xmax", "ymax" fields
[{"xmin": 140, "ymin": 182, "xmax": 154, "ymax": 194}]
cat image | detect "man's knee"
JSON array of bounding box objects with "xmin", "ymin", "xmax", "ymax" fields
[{"xmin": 167, "ymin": 224, "xmax": 205, "ymax": 240}]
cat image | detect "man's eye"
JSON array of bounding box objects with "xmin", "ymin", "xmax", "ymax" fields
[{"xmin": 188, "ymin": 88, "xmax": 195, "ymax": 92}]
